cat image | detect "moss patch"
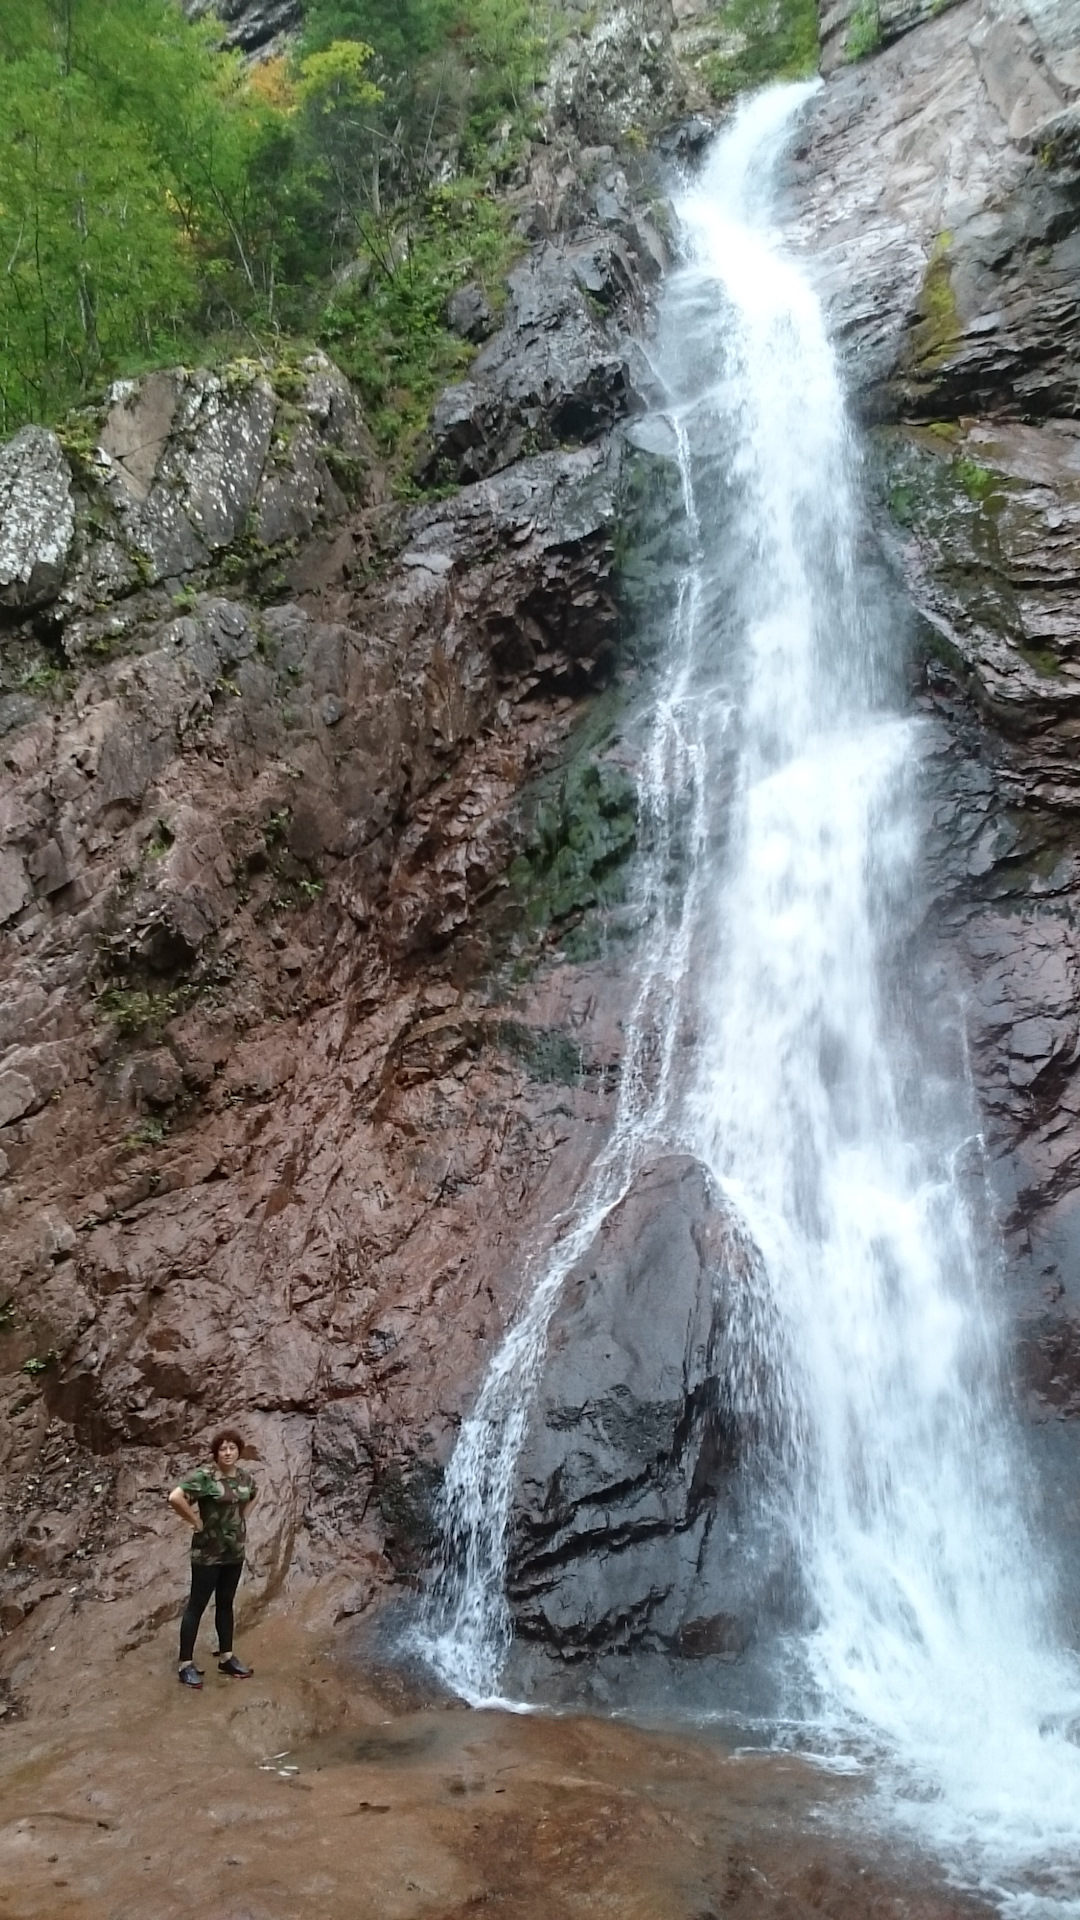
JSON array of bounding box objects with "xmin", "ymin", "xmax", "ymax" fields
[
  {"xmin": 909, "ymin": 234, "xmax": 962, "ymax": 370},
  {"xmin": 1016, "ymin": 642, "xmax": 1063, "ymax": 680},
  {"xmin": 844, "ymin": 0, "xmax": 881, "ymax": 60},
  {"xmin": 615, "ymin": 447, "xmax": 692, "ymax": 664},
  {"xmin": 953, "ymin": 456, "xmax": 999, "ymax": 505},
  {"xmin": 508, "ymin": 757, "xmax": 638, "ymax": 936},
  {"xmin": 496, "ymin": 1020, "xmax": 583, "ymax": 1084}
]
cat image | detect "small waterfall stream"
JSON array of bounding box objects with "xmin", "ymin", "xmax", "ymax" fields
[{"xmin": 422, "ymin": 84, "xmax": 1080, "ymax": 1906}]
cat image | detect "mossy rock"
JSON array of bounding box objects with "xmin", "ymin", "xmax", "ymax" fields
[
  {"xmin": 873, "ymin": 427, "xmax": 1072, "ymax": 689},
  {"xmin": 496, "ymin": 1020, "xmax": 583, "ymax": 1084},
  {"xmin": 907, "ymin": 234, "xmax": 962, "ymax": 371},
  {"xmin": 615, "ymin": 444, "xmax": 692, "ymax": 663},
  {"xmin": 509, "ymin": 757, "xmax": 639, "ymax": 935}
]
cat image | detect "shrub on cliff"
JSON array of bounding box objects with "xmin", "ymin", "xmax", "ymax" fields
[{"xmin": 699, "ymin": 0, "xmax": 818, "ymax": 101}]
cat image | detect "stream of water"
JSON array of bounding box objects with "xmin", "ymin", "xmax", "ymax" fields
[{"xmin": 422, "ymin": 85, "xmax": 1080, "ymax": 1910}]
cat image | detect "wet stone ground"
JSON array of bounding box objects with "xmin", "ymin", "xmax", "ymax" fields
[{"xmin": 0, "ymin": 1602, "xmax": 992, "ymax": 1920}]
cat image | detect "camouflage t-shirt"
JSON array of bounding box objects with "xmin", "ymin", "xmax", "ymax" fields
[{"xmin": 179, "ymin": 1465, "xmax": 256, "ymax": 1565}]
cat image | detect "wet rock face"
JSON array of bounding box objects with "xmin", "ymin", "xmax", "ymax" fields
[
  {"xmin": 791, "ymin": 0, "xmax": 1080, "ymax": 423},
  {"xmin": 419, "ymin": 236, "xmax": 660, "ymax": 486},
  {"xmin": 509, "ymin": 1157, "xmax": 772, "ymax": 1659}
]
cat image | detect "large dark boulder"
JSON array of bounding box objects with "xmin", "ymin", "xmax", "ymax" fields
[{"xmin": 508, "ymin": 1154, "xmax": 780, "ymax": 1659}]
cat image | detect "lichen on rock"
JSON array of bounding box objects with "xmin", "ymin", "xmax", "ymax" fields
[{"xmin": 0, "ymin": 427, "xmax": 76, "ymax": 612}]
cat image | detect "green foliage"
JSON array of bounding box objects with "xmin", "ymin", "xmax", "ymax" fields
[
  {"xmin": 0, "ymin": 0, "xmax": 280, "ymax": 431},
  {"xmin": 18, "ymin": 658, "xmax": 68, "ymax": 695},
  {"xmin": 303, "ymin": 0, "xmax": 457, "ymax": 73},
  {"xmin": 296, "ymin": 38, "xmax": 383, "ymax": 111},
  {"xmin": 320, "ymin": 182, "xmax": 518, "ymax": 453},
  {"xmin": 0, "ymin": 0, "xmax": 564, "ymax": 457},
  {"xmin": 700, "ymin": 0, "xmax": 818, "ymax": 101},
  {"xmin": 98, "ymin": 985, "xmax": 189, "ymax": 1037},
  {"xmin": 145, "ymin": 818, "xmax": 175, "ymax": 860},
  {"xmin": 123, "ymin": 1116, "xmax": 169, "ymax": 1149},
  {"xmin": 844, "ymin": 0, "xmax": 881, "ymax": 61}
]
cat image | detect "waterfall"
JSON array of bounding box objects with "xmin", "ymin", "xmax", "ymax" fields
[
  {"xmin": 672, "ymin": 85, "xmax": 1080, "ymax": 1902},
  {"xmin": 423, "ymin": 82, "xmax": 1080, "ymax": 1905}
]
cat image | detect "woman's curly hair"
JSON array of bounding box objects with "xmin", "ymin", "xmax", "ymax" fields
[{"xmin": 209, "ymin": 1428, "xmax": 246, "ymax": 1461}]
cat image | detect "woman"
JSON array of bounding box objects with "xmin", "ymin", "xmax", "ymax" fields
[{"xmin": 168, "ymin": 1428, "xmax": 257, "ymax": 1689}]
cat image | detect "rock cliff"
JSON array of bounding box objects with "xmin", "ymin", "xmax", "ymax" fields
[{"xmin": 0, "ymin": 0, "xmax": 701, "ymax": 1707}]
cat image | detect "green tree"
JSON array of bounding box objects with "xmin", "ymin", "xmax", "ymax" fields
[
  {"xmin": 0, "ymin": 0, "xmax": 287, "ymax": 430},
  {"xmin": 302, "ymin": 0, "xmax": 458, "ymax": 75},
  {"xmin": 0, "ymin": 42, "xmax": 195, "ymax": 427}
]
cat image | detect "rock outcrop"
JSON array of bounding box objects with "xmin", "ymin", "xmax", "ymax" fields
[
  {"xmin": 0, "ymin": 429, "xmax": 75, "ymax": 613},
  {"xmin": 790, "ymin": 0, "xmax": 1080, "ymax": 422},
  {"xmin": 420, "ymin": 235, "xmax": 661, "ymax": 486},
  {"xmin": 182, "ymin": 0, "xmax": 303, "ymax": 53}
]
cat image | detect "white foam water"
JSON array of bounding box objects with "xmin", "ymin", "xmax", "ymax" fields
[{"xmin": 421, "ymin": 81, "xmax": 1080, "ymax": 1907}]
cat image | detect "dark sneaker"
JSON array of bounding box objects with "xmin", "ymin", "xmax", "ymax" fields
[
  {"xmin": 217, "ymin": 1655, "xmax": 253, "ymax": 1678},
  {"xmin": 178, "ymin": 1663, "xmax": 203, "ymax": 1689}
]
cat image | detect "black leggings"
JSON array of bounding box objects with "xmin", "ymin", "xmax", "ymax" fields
[{"xmin": 179, "ymin": 1560, "xmax": 244, "ymax": 1664}]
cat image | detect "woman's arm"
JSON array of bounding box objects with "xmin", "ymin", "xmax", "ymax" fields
[{"xmin": 168, "ymin": 1486, "xmax": 203, "ymax": 1530}]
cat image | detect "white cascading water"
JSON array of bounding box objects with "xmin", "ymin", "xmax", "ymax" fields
[
  {"xmin": 673, "ymin": 86, "xmax": 1080, "ymax": 1906},
  {"xmin": 423, "ymin": 84, "xmax": 1080, "ymax": 1907}
]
